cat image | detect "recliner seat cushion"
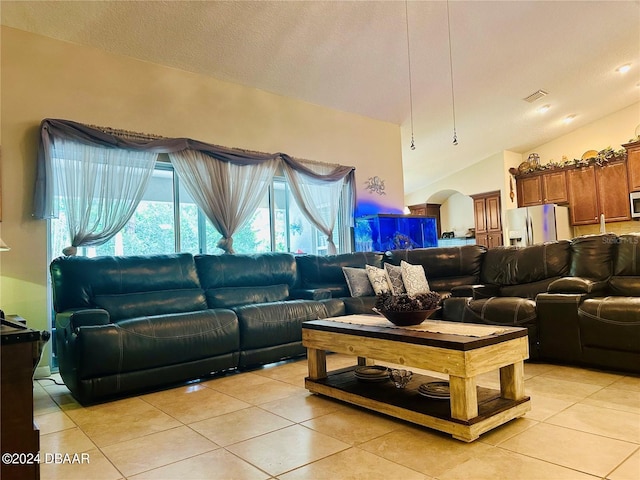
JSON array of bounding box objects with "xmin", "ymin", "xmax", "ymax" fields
[
  {"xmin": 463, "ymin": 297, "xmax": 537, "ymax": 328},
  {"xmin": 499, "ymin": 277, "xmax": 562, "ymax": 300},
  {"xmin": 205, "ymin": 284, "xmax": 289, "ymax": 308},
  {"xmin": 233, "ymin": 299, "xmax": 337, "ymax": 350},
  {"xmin": 94, "ymin": 289, "xmax": 208, "ymax": 321},
  {"xmin": 77, "ymin": 309, "xmax": 239, "ymax": 379},
  {"xmin": 578, "ymin": 297, "xmax": 640, "ymax": 352}
]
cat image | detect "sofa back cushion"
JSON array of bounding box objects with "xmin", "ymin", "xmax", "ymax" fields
[
  {"xmin": 613, "ymin": 234, "xmax": 640, "ymax": 275},
  {"xmin": 195, "ymin": 253, "xmax": 296, "ymax": 307},
  {"xmin": 295, "ymin": 252, "xmax": 384, "ymax": 297},
  {"xmin": 50, "ymin": 253, "xmax": 207, "ymax": 318},
  {"xmin": 609, "ymin": 234, "xmax": 640, "ymax": 295},
  {"xmin": 569, "ymin": 234, "xmax": 616, "ymax": 279},
  {"xmin": 481, "ymin": 241, "xmax": 570, "ymax": 286},
  {"xmin": 386, "ymin": 245, "xmax": 485, "ymax": 292},
  {"xmin": 94, "ymin": 289, "xmax": 208, "ymax": 322}
]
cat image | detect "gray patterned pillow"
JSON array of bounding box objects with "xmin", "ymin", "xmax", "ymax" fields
[
  {"xmin": 342, "ymin": 267, "xmax": 375, "ymax": 297},
  {"xmin": 400, "ymin": 260, "xmax": 430, "ymax": 297},
  {"xmin": 365, "ymin": 265, "xmax": 391, "ymax": 295},
  {"xmin": 384, "ymin": 263, "xmax": 406, "ymax": 295}
]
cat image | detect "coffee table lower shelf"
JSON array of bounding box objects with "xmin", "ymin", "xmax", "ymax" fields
[{"xmin": 305, "ymin": 366, "xmax": 530, "ymax": 442}]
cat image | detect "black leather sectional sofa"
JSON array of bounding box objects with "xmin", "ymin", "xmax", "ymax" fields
[{"xmin": 50, "ymin": 233, "xmax": 640, "ymax": 404}]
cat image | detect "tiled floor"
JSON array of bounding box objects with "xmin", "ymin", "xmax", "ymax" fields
[{"xmin": 34, "ymin": 355, "xmax": 640, "ymax": 480}]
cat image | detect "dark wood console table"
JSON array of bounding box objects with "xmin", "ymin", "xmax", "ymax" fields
[{"xmin": 1, "ymin": 315, "xmax": 41, "ymax": 480}]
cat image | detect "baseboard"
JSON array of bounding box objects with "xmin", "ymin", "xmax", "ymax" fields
[{"xmin": 34, "ymin": 365, "xmax": 52, "ymax": 380}]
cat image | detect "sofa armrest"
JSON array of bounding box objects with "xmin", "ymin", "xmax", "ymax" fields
[
  {"xmin": 289, "ymin": 288, "xmax": 332, "ymax": 301},
  {"xmin": 450, "ymin": 285, "xmax": 474, "ymax": 297},
  {"xmin": 341, "ymin": 296, "xmax": 377, "ymax": 315},
  {"xmin": 441, "ymin": 296, "xmax": 470, "ymax": 322},
  {"xmin": 56, "ymin": 309, "xmax": 111, "ymax": 332},
  {"xmin": 451, "ymin": 284, "xmax": 500, "ymax": 299},
  {"xmin": 536, "ymin": 293, "xmax": 588, "ymax": 363},
  {"xmin": 548, "ymin": 277, "xmax": 609, "ymax": 295}
]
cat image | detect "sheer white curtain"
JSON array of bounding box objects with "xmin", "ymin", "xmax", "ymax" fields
[
  {"xmin": 169, "ymin": 149, "xmax": 278, "ymax": 254},
  {"xmin": 283, "ymin": 161, "xmax": 347, "ymax": 255},
  {"xmin": 51, "ymin": 138, "xmax": 158, "ymax": 255}
]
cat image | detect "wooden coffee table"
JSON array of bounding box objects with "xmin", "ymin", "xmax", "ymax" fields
[{"xmin": 302, "ymin": 314, "xmax": 530, "ymax": 442}]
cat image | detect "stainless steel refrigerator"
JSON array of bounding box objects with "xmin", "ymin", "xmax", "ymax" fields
[{"xmin": 506, "ymin": 204, "xmax": 572, "ymax": 247}]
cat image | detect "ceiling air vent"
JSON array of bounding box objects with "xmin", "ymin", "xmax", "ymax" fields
[{"xmin": 523, "ymin": 89, "xmax": 549, "ymax": 103}]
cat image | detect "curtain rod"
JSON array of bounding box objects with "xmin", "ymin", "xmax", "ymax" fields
[
  {"xmin": 87, "ymin": 124, "xmax": 168, "ymax": 141},
  {"xmin": 86, "ymin": 122, "xmax": 348, "ymax": 169}
]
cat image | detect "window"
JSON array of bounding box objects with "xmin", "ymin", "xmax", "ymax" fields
[
  {"xmin": 50, "ymin": 162, "xmax": 351, "ymax": 259},
  {"xmin": 49, "ymin": 160, "xmax": 351, "ymax": 369}
]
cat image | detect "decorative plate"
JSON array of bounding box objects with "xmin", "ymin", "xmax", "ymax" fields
[
  {"xmin": 354, "ymin": 365, "xmax": 390, "ymax": 382},
  {"xmin": 355, "ymin": 365, "xmax": 389, "ymax": 377},
  {"xmin": 418, "ymin": 381, "xmax": 450, "ymax": 399},
  {"xmin": 581, "ymin": 150, "xmax": 598, "ymax": 160},
  {"xmin": 517, "ymin": 161, "xmax": 531, "ymax": 173}
]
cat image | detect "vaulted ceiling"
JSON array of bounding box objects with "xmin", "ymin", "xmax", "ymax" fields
[{"xmin": 2, "ymin": 1, "xmax": 639, "ymax": 195}]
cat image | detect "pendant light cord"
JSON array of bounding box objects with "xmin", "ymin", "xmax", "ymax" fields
[
  {"xmin": 446, "ymin": 0, "xmax": 458, "ymax": 145},
  {"xmin": 405, "ymin": 0, "xmax": 415, "ymax": 150}
]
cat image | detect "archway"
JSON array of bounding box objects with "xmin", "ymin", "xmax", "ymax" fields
[{"xmin": 425, "ymin": 189, "xmax": 476, "ymax": 243}]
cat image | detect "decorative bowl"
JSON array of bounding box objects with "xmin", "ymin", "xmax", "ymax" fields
[
  {"xmin": 373, "ymin": 307, "xmax": 440, "ymax": 326},
  {"xmin": 389, "ymin": 369, "xmax": 413, "ymax": 388}
]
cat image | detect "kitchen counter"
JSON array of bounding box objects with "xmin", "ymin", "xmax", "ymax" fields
[{"xmin": 437, "ymin": 237, "xmax": 476, "ymax": 247}]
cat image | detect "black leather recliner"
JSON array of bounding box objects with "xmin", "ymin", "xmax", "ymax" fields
[
  {"xmin": 50, "ymin": 253, "xmax": 240, "ymax": 404},
  {"xmin": 537, "ymin": 234, "xmax": 640, "ymax": 372}
]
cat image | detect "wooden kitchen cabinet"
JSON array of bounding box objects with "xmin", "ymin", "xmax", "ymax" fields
[
  {"xmin": 516, "ymin": 175, "xmax": 543, "ymax": 207},
  {"xmin": 542, "ymin": 170, "xmax": 569, "ymax": 204},
  {"xmin": 516, "ymin": 170, "xmax": 568, "ymax": 207},
  {"xmin": 566, "ymin": 161, "xmax": 630, "ymax": 225},
  {"xmin": 472, "ymin": 191, "xmax": 503, "ymax": 248},
  {"xmin": 567, "ymin": 166, "xmax": 600, "ymax": 225},
  {"xmin": 597, "ymin": 161, "xmax": 631, "ymax": 222},
  {"xmin": 623, "ymin": 140, "xmax": 640, "ymax": 192}
]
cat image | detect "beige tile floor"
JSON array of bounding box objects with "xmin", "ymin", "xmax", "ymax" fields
[{"xmin": 34, "ymin": 354, "xmax": 640, "ymax": 480}]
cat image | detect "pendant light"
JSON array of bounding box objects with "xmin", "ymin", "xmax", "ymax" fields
[
  {"xmin": 405, "ymin": 0, "xmax": 416, "ymax": 150},
  {"xmin": 446, "ymin": 0, "xmax": 458, "ymax": 146}
]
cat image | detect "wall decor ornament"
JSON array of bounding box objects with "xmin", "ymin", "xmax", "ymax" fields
[
  {"xmin": 514, "ymin": 147, "xmax": 627, "ymax": 175},
  {"xmin": 365, "ymin": 176, "xmax": 386, "ymax": 195},
  {"xmin": 527, "ymin": 153, "xmax": 540, "ymax": 166}
]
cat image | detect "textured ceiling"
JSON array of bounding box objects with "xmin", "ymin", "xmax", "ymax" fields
[{"xmin": 2, "ymin": 1, "xmax": 640, "ymax": 197}]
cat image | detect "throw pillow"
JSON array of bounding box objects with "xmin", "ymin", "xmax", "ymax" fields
[
  {"xmin": 342, "ymin": 267, "xmax": 375, "ymax": 297},
  {"xmin": 384, "ymin": 263, "xmax": 406, "ymax": 295},
  {"xmin": 365, "ymin": 264, "xmax": 391, "ymax": 295},
  {"xmin": 400, "ymin": 260, "xmax": 430, "ymax": 297}
]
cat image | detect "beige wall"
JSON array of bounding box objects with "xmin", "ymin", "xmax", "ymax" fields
[
  {"xmin": 405, "ymin": 150, "xmax": 514, "ymax": 243},
  {"xmin": 523, "ymin": 103, "xmax": 640, "ymax": 165},
  {"xmin": 0, "ymin": 27, "xmax": 403, "ymax": 368},
  {"xmin": 405, "ymin": 151, "xmax": 507, "ymax": 205},
  {"xmin": 439, "ymin": 193, "xmax": 474, "ymax": 237}
]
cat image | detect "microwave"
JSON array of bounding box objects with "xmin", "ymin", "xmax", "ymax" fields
[{"xmin": 631, "ymin": 192, "xmax": 640, "ymax": 218}]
